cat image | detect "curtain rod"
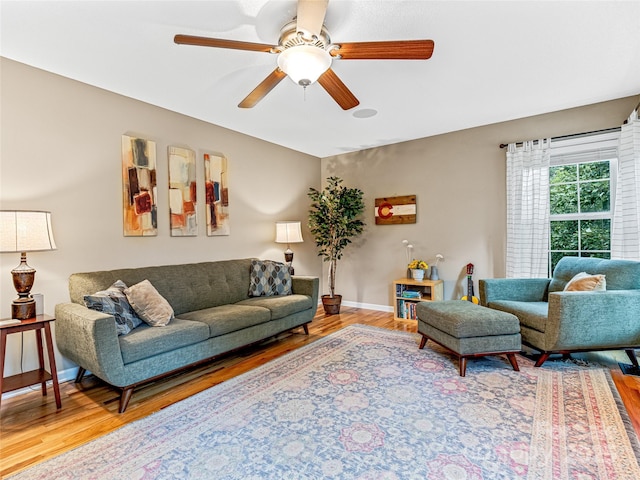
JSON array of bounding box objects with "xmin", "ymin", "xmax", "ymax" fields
[{"xmin": 499, "ymin": 126, "xmax": 621, "ymax": 149}]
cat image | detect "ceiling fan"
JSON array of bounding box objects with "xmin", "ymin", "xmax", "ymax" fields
[{"xmin": 174, "ymin": 0, "xmax": 435, "ymax": 110}]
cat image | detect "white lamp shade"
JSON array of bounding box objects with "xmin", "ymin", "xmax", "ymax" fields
[
  {"xmin": 275, "ymin": 221, "xmax": 303, "ymax": 244},
  {"xmin": 0, "ymin": 210, "xmax": 57, "ymax": 253},
  {"xmin": 277, "ymin": 45, "xmax": 332, "ymax": 86}
]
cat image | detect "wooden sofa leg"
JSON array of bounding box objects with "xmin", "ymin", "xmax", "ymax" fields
[
  {"xmin": 418, "ymin": 336, "xmax": 427, "ymax": 349},
  {"xmin": 534, "ymin": 353, "xmax": 551, "ymax": 367},
  {"xmin": 119, "ymin": 387, "xmax": 134, "ymax": 413},
  {"xmin": 506, "ymin": 353, "xmax": 520, "ymax": 372},
  {"xmin": 302, "ymin": 324, "xmax": 309, "ymax": 335},
  {"xmin": 75, "ymin": 367, "xmax": 86, "ymax": 383},
  {"xmin": 459, "ymin": 357, "xmax": 467, "ymax": 377},
  {"xmin": 625, "ymin": 349, "xmax": 639, "ymax": 367}
]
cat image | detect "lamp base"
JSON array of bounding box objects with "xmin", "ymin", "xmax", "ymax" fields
[{"xmin": 12, "ymin": 298, "xmax": 36, "ymax": 320}]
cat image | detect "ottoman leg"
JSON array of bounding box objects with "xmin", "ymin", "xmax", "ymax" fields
[
  {"xmin": 506, "ymin": 353, "xmax": 520, "ymax": 372},
  {"xmin": 419, "ymin": 335, "xmax": 428, "ymax": 349},
  {"xmin": 459, "ymin": 357, "xmax": 467, "ymax": 377}
]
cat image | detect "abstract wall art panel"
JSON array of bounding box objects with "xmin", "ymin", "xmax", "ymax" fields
[
  {"xmin": 122, "ymin": 135, "xmax": 157, "ymax": 236},
  {"xmin": 204, "ymin": 152, "xmax": 230, "ymax": 236},
  {"xmin": 168, "ymin": 146, "xmax": 197, "ymax": 236}
]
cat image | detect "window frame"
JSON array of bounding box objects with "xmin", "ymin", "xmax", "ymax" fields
[{"xmin": 547, "ymin": 131, "xmax": 619, "ymax": 273}]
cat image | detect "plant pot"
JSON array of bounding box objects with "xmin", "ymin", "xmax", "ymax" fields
[
  {"xmin": 411, "ymin": 269, "xmax": 425, "ymax": 281},
  {"xmin": 321, "ymin": 294, "xmax": 342, "ymax": 315}
]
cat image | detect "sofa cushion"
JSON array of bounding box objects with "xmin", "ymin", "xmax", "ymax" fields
[
  {"xmin": 248, "ymin": 260, "xmax": 292, "ymax": 297},
  {"xmin": 488, "ymin": 300, "xmax": 549, "ymax": 333},
  {"xmin": 564, "ymin": 272, "xmax": 606, "ymax": 291},
  {"xmin": 84, "ymin": 280, "xmax": 143, "ymax": 336},
  {"xmin": 235, "ymin": 294, "xmax": 313, "ymax": 320},
  {"xmin": 118, "ymin": 318, "xmax": 210, "ymax": 364},
  {"xmin": 549, "ymin": 257, "xmax": 640, "ymax": 292},
  {"xmin": 177, "ymin": 304, "xmax": 271, "ymax": 338},
  {"xmin": 68, "ymin": 259, "xmax": 256, "ymax": 316},
  {"xmin": 125, "ymin": 279, "xmax": 175, "ymax": 327}
]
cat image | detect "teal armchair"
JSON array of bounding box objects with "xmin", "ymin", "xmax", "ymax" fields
[{"xmin": 479, "ymin": 257, "xmax": 640, "ymax": 367}]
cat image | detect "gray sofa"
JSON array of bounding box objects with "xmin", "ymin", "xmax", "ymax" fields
[
  {"xmin": 55, "ymin": 258, "xmax": 319, "ymax": 412},
  {"xmin": 480, "ymin": 256, "xmax": 640, "ymax": 367}
]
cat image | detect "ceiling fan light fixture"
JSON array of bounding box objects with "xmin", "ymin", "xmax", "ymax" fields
[{"xmin": 277, "ymin": 45, "xmax": 332, "ymax": 87}]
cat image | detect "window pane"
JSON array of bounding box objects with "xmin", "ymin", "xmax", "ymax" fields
[
  {"xmin": 551, "ymin": 220, "xmax": 579, "ymax": 250},
  {"xmin": 550, "ymin": 184, "xmax": 578, "ymax": 214},
  {"xmin": 581, "ymin": 219, "xmax": 610, "ymax": 250},
  {"xmin": 579, "ymin": 180, "xmax": 610, "ymax": 212},
  {"xmin": 550, "ymin": 164, "xmax": 577, "ymax": 184},
  {"xmin": 579, "ymin": 161, "xmax": 609, "ymax": 181}
]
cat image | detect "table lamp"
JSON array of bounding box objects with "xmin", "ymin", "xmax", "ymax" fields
[
  {"xmin": 275, "ymin": 221, "xmax": 303, "ymax": 274},
  {"xmin": 0, "ymin": 211, "xmax": 57, "ymax": 319}
]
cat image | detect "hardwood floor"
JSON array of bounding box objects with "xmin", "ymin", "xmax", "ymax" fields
[{"xmin": 1, "ymin": 306, "xmax": 639, "ymax": 477}]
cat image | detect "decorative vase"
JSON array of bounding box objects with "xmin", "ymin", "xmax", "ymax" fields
[
  {"xmin": 430, "ymin": 266, "xmax": 439, "ymax": 280},
  {"xmin": 411, "ymin": 269, "xmax": 425, "ymax": 281}
]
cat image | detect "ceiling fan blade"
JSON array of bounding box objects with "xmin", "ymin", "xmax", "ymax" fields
[
  {"xmin": 317, "ymin": 68, "xmax": 359, "ymax": 110},
  {"xmin": 330, "ymin": 40, "xmax": 435, "ymax": 60},
  {"xmin": 238, "ymin": 69, "xmax": 287, "ymax": 108},
  {"xmin": 174, "ymin": 34, "xmax": 276, "ymax": 53},
  {"xmin": 296, "ymin": 0, "xmax": 329, "ymax": 39}
]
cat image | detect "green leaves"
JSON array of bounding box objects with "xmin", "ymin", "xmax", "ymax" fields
[{"xmin": 308, "ymin": 177, "xmax": 366, "ymax": 296}]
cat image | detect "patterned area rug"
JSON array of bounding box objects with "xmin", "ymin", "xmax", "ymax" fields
[{"xmin": 11, "ymin": 325, "xmax": 640, "ymax": 479}]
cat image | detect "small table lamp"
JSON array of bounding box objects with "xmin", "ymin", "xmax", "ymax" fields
[
  {"xmin": 0, "ymin": 211, "xmax": 57, "ymax": 319},
  {"xmin": 275, "ymin": 221, "xmax": 303, "ymax": 274}
]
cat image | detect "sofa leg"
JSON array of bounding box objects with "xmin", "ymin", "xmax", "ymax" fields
[
  {"xmin": 119, "ymin": 387, "xmax": 134, "ymax": 413},
  {"xmin": 75, "ymin": 367, "xmax": 86, "ymax": 383},
  {"xmin": 506, "ymin": 353, "xmax": 520, "ymax": 372},
  {"xmin": 302, "ymin": 324, "xmax": 309, "ymax": 335},
  {"xmin": 418, "ymin": 335, "xmax": 427, "ymax": 349},
  {"xmin": 534, "ymin": 353, "xmax": 551, "ymax": 367},
  {"xmin": 459, "ymin": 357, "xmax": 467, "ymax": 377},
  {"xmin": 625, "ymin": 349, "xmax": 639, "ymax": 367}
]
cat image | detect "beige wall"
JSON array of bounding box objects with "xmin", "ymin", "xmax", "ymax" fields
[
  {"xmin": 0, "ymin": 58, "xmax": 321, "ymax": 378},
  {"xmin": 321, "ymin": 95, "xmax": 639, "ymax": 309}
]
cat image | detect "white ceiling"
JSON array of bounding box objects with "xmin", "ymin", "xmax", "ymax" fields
[{"xmin": 2, "ymin": 1, "xmax": 639, "ymax": 158}]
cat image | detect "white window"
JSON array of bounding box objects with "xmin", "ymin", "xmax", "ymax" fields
[{"xmin": 548, "ymin": 130, "xmax": 619, "ymax": 273}]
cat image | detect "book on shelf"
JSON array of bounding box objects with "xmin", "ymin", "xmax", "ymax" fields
[{"xmin": 401, "ymin": 291, "xmax": 422, "ymax": 299}]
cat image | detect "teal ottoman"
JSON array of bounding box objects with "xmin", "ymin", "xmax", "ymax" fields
[{"xmin": 416, "ymin": 300, "xmax": 522, "ymax": 376}]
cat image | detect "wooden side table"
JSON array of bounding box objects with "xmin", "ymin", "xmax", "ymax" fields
[{"xmin": 0, "ymin": 314, "xmax": 61, "ymax": 409}]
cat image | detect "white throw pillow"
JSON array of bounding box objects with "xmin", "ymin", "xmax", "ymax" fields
[{"xmin": 124, "ymin": 279, "xmax": 174, "ymax": 326}]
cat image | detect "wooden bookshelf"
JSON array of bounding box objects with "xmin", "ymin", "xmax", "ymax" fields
[{"xmin": 393, "ymin": 278, "xmax": 444, "ymax": 320}]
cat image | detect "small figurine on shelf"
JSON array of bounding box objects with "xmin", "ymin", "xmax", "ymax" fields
[{"xmin": 430, "ymin": 254, "xmax": 444, "ymax": 280}]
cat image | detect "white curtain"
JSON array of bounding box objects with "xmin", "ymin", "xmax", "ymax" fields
[
  {"xmin": 612, "ymin": 109, "xmax": 640, "ymax": 259},
  {"xmin": 506, "ymin": 139, "xmax": 551, "ymax": 277}
]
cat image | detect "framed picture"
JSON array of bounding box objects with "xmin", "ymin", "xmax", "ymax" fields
[
  {"xmin": 168, "ymin": 146, "xmax": 197, "ymax": 236},
  {"xmin": 203, "ymin": 151, "xmax": 230, "ymax": 236},
  {"xmin": 122, "ymin": 135, "xmax": 157, "ymax": 236},
  {"xmin": 374, "ymin": 195, "xmax": 417, "ymax": 225}
]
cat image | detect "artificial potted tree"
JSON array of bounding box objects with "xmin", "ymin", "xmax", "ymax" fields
[{"xmin": 308, "ymin": 176, "xmax": 365, "ymax": 314}]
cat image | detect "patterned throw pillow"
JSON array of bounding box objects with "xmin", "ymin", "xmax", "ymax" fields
[
  {"xmin": 124, "ymin": 279, "xmax": 175, "ymax": 327},
  {"xmin": 84, "ymin": 280, "xmax": 143, "ymax": 335},
  {"xmin": 248, "ymin": 260, "xmax": 293, "ymax": 297},
  {"xmin": 564, "ymin": 272, "xmax": 607, "ymax": 291}
]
